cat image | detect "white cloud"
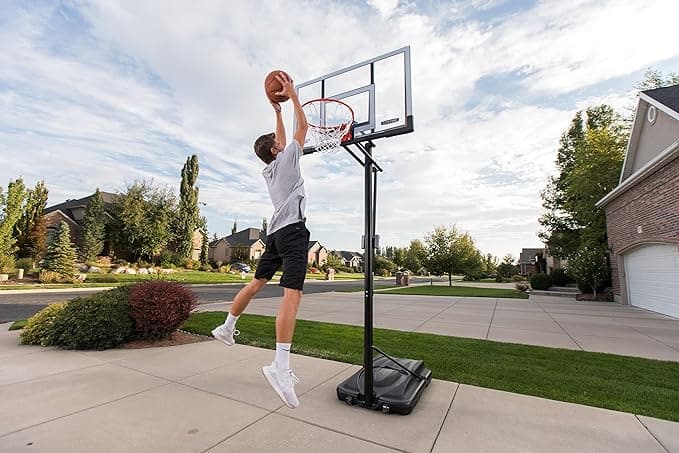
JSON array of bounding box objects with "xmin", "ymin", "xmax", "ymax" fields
[{"xmin": 2, "ymin": 0, "xmax": 678, "ymax": 260}]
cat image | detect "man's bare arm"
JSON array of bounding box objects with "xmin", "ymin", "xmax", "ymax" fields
[
  {"xmin": 273, "ymin": 102, "xmax": 286, "ymax": 147},
  {"xmin": 275, "ymin": 73, "xmax": 308, "ymax": 148}
]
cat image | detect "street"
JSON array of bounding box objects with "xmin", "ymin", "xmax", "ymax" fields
[{"xmin": 0, "ymin": 276, "xmax": 439, "ymax": 323}]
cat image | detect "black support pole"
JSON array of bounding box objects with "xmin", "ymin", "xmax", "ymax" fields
[{"xmin": 363, "ymin": 141, "xmax": 375, "ymax": 408}]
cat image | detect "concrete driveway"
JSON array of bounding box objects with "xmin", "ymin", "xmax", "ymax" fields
[
  {"xmin": 199, "ymin": 292, "xmax": 679, "ymax": 362},
  {"xmin": 1, "ymin": 324, "xmax": 678, "ymax": 453}
]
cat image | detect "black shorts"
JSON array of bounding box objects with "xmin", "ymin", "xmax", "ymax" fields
[{"xmin": 255, "ymin": 221, "xmax": 310, "ymax": 290}]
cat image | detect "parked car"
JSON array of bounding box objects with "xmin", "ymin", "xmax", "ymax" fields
[{"xmin": 231, "ymin": 262, "xmax": 251, "ymax": 273}]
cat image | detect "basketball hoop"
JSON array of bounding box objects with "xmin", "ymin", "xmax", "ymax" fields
[{"xmin": 302, "ymin": 98, "xmax": 355, "ymax": 153}]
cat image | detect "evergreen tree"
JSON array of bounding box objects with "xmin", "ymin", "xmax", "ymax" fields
[
  {"xmin": 0, "ymin": 178, "xmax": 27, "ymax": 272},
  {"xmin": 199, "ymin": 216, "xmax": 209, "ymax": 265},
  {"xmin": 80, "ymin": 188, "xmax": 106, "ymax": 262},
  {"xmin": 42, "ymin": 221, "xmax": 77, "ymax": 277},
  {"xmin": 231, "ymin": 220, "xmax": 237, "ymax": 235},
  {"xmin": 262, "ymin": 217, "xmax": 268, "ymax": 234},
  {"xmin": 16, "ymin": 180, "xmax": 48, "ymax": 260},
  {"xmin": 176, "ymin": 155, "xmax": 200, "ymax": 259}
]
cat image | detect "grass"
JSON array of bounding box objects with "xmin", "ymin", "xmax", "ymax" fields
[
  {"xmin": 379, "ymin": 285, "xmax": 529, "ymax": 299},
  {"xmin": 183, "ymin": 312, "xmax": 679, "ymax": 422},
  {"xmin": 9, "ymin": 319, "xmax": 27, "ymax": 330}
]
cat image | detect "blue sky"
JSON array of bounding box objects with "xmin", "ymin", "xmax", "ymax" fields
[{"xmin": 2, "ymin": 0, "xmax": 678, "ymax": 259}]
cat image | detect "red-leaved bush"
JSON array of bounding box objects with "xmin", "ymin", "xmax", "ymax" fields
[{"xmin": 129, "ymin": 281, "xmax": 198, "ymax": 340}]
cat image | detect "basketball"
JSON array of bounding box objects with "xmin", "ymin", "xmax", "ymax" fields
[{"xmin": 264, "ymin": 70, "xmax": 290, "ymax": 103}]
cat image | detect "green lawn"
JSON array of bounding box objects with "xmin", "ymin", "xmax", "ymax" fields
[
  {"xmin": 183, "ymin": 312, "xmax": 679, "ymax": 422},
  {"xmin": 379, "ymin": 285, "xmax": 529, "ymax": 299}
]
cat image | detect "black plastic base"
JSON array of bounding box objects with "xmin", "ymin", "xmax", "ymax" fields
[{"xmin": 336, "ymin": 355, "xmax": 432, "ymax": 415}]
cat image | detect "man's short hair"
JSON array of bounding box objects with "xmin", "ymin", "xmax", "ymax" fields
[{"xmin": 254, "ymin": 133, "xmax": 276, "ymax": 164}]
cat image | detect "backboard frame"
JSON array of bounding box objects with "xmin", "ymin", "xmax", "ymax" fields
[{"xmin": 296, "ymin": 46, "xmax": 413, "ymax": 153}]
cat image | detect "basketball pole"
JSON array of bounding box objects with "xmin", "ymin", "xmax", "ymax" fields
[{"xmin": 362, "ymin": 140, "xmax": 375, "ymax": 409}]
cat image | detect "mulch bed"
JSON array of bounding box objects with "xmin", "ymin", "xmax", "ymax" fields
[{"xmin": 121, "ymin": 330, "xmax": 210, "ymax": 349}]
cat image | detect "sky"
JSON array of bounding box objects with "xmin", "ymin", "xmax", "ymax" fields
[{"xmin": 2, "ymin": 0, "xmax": 678, "ymax": 259}]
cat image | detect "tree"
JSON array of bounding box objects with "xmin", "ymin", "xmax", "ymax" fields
[
  {"xmin": 324, "ymin": 252, "xmax": 344, "ymax": 271},
  {"xmin": 374, "ymin": 254, "xmax": 396, "ymax": 276},
  {"xmin": 42, "ymin": 221, "xmax": 77, "ymax": 277},
  {"xmin": 16, "ymin": 180, "xmax": 48, "ymax": 261},
  {"xmin": 566, "ymin": 245, "xmax": 609, "ymax": 299},
  {"xmin": 423, "ymin": 226, "xmax": 482, "ymax": 286},
  {"xmin": 393, "ymin": 247, "xmax": 406, "ymax": 268},
  {"xmin": 404, "ymin": 239, "xmax": 426, "ymax": 273},
  {"xmin": 176, "ymin": 155, "xmax": 200, "ymax": 259},
  {"xmin": 0, "ymin": 178, "xmax": 27, "ymax": 272},
  {"xmin": 199, "ymin": 216, "xmax": 209, "ymax": 266},
  {"xmin": 262, "ymin": 217, "xmax": 268, "ymax": 234},
  {"xmin": 539, "ymin": 105, "xmax": 625, "ymax": 259},
  {"xmin": 231, "ymin": 220, "xmax": 237, "ymax": 235},
  {"xmin": 481, "ymin": 253, "xmax": 498, "ymax": 275},
  {"xmin": 80, "ymin": 188, "xmax": 106, "ymax": 262},
  {"xmin": 496, "ymin": 254, "xmax": 518, "ymax": 278},
  {"xmin": 110, "ymin": 181, "xmax": 177, "ymax": 262}
]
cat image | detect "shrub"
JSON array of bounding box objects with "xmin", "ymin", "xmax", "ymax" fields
[
  {"xmin": 49, "ymin": 286, "xmax": 135, "ymax": 350},
  {"xmin": 15, "ymin": 257, "xmax": 36, "ymax": 272},
  {"xmin": 530, "ymin": 273, "xmax": 552, "ymax": 290},
  {"xmin": 567, "ymin": 246, "xmax": 610, "ymax": 298},
  {"xmin": 512, "ymin": 274, "xmax": 525, "ymax": 282},
  {"xmin": 549, "ymin": 268, "xmax": 572, "ymax": 287},
  {"xmin": 515, "ymin": 282, "xmax": 530, "ymax": 292},
  {"xmin": 184, "ymin": 259, "xmax": 200, "ymax": 270},
  {"xmin": 218, "ymin": 264, "xmax": 231, "ymax": 273},
  {"xmin": 463, "ymin": 274, "xmax": 481, "ymax": 281},
  {"xmin": 20, "ymin": 302, "xmax": 68, "ymax": 346},
  {"xmin": 199, "ymin": 263, "xmax": 212, "ymax": 272},
  {"xmin": 129, "ymin": 281, "xmax": 197, "ymax": 340},
  {"xmin": 39, "ymin": 270, "xmax": 74, "ymax": 284}
]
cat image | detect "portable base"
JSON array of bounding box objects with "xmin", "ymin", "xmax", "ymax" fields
[{"xmin": 336, "ymin": 354, "xmax": 432, "ymax": 415}]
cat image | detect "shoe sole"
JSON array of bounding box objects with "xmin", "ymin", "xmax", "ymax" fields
[
  {"xmin": 261, "ymin": 366, "xmax": 298, "ymax": 409},
  {"xmin": 211, "ymin": 329, "xmax": 234, "ymax": 346}
]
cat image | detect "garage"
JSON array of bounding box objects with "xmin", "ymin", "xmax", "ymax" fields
[{"xmin": 624, "ymin": 243, "xmax": 679, "ymax": 318}]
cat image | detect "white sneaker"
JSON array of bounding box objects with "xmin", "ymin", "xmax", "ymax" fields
[
  {"xmin": 262, "ymin": 362, "xmax": 300, "ymax": 408},
  {"xmin": 211, "ymin": 325, "xmax": 239, "ymax": 346}
]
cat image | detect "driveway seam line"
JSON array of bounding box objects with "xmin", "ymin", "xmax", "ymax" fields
[
  {"xmin": 199, "ymin": 412, "xmax": 277, "ymax": 453},
  {"xmin": 411, "ymin": 297, "xmax": 464, "ymax": 332},
  {"xmin": 535, "ymin": 301, "xmax": 584, "ymax": 351},
  {"xmin": 485, "ymin": 299, "xmax": 498, "ymax": 340},
  {"xmin": 429, "ymin": 382, "xmax": 460, "ymax": 453},
  {"xmin": 277, "ymin": 413, "xmax": 411, "ymax": 453},
  {"xmin": 635, "ymin": 414, "xmax": 670, "ymax": 453},
  {"xmin": 0, "ymin": 382, "xmax": 173, "ymax": 439}
]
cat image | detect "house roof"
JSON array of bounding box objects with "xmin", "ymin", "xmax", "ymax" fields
[
  {"xmin": 44, "ymin": 191, "xmax": 119, "ymax": 215},
  {"xmin": 643, "ymin": 84, "xmax": 679, "ymax": 115},
  {"xmin": 308, "ymin": 240, "xmax": 326, "ymax": 251},
  {"xmin": 338, "ymin": 250, "xmax": 362, "ymax": 261},
  {"xmin": 225, "ymin": 228, "xmax": 264, "ymax": 247}
]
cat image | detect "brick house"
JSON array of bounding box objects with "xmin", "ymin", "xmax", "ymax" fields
[
  {"xmin": 596, "ymin": 84, "xmax": 679, "ymax": 318},
  {"xmin": 307, "ymin": 241, "xmax": 327, "ymax": 267},
  {"xmin": 44, "ymin": 192, "xmax": 119, "ymax": 255},
  {"xmin": 518, "ymin": 248, "xmax": 543, "ymax": 275},
  {"xmin": 209, "ymin": 228, "xmax": 266, "ymax": 263}
]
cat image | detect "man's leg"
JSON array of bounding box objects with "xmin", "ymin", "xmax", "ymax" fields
[
  {"xmin": 275, "ymin": 287, "xmax": 302, "ymax": 343},
  {"xmin": 212, "ymin": 277, "xmax": 268, "ymax": 346},
  {"xmin": 230, "ymin": 277, "xmax": 268, "ymax": 316}
]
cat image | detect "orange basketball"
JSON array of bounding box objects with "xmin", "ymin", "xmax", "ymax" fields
[{"xmin": 264, "ymin": 70, "xmax": 290, "ymax": 103}]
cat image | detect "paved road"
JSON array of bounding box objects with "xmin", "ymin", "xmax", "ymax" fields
[{"xmin": 0, "ymin": 277, "xmax": 439, "ymax": 322}]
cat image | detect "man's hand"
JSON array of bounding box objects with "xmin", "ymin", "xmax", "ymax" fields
[{"xmin": 275, "ymin": 72, "xmax": 297, "ymax": 101}]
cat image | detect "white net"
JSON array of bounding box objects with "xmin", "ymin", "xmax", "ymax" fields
[{"xmin": 302, "ymin": 99, "xmax": 354, "ymax": 153}]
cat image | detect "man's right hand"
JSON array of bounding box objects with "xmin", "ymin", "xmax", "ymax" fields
[{"xmin": 275, "ymin": 72, "xmax": 297, "ymax": 101}]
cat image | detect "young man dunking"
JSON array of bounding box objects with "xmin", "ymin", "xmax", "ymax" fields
[{"xmin": 212, "ymin": 72, "xmax": 309, "ymax": 408}]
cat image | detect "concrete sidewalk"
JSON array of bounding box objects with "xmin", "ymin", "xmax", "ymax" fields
[
  {"xmin": 198, "ymin": 292, "xmax": 679, "ymax": 362},
  {"xmin": 1, "ymin": 324, "xmax": 677, "ymax": 453}
]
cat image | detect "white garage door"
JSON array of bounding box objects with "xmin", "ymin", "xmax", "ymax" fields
[{"xmin": 625, "ymin": 243, "xmax": 679, "ymax": 318}]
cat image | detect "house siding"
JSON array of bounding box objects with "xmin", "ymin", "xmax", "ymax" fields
[
  {"xmin": 604, "ymin": 156, "xmax": 679, "ymax": 301},
  {"xmin": 632, "ymin": 105, "xmax": 679, "ymax": 173}
]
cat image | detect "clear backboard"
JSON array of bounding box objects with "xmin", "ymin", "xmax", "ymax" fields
[{"xmin": 296, "ymin": 46, "xmax": 413, "ymax": 153}]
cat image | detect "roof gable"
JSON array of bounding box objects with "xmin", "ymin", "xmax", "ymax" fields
[
  {"xmin": 226, "ymin": 228, "xmax": 264, "ymax": 247},
  {"xmin": 619, "ymin": 84, "xmax": 679, "ymax": 183}
]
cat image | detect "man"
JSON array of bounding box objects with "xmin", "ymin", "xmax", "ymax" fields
[{"xmin": 212, "ymin": 72, "xmax": 309, "ymax": 409}]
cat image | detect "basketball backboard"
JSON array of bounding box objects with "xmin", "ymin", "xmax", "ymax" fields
[{"xmin": 296, "ymin": 46, "xmax": 413, "ymax": 153}]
